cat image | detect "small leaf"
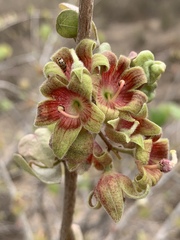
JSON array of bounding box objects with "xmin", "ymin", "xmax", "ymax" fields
[
  {"xmin": 18, "ymin": 128, "xmax": 55, "ymax": 168},
  {"xmin": 14, "ymin": 154, "xmax": 62, "ymax": 184},
  {"xmin": 56, "ymin": 10, "xmax": 78, "ymax": 38}
]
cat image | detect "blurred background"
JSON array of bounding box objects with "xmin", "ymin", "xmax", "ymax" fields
[{"xmin": 0, "ymin": 0, "xmax": 180, "ymax": 239}]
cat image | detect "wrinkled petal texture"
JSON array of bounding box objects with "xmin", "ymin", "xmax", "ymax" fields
[
  {"xmin": 96, "ymin": 52, "xmax": 147, "ymax": 118},
  {"xmin": 35, "ymin": 87, "xmax": 95, "ymax": 128}
]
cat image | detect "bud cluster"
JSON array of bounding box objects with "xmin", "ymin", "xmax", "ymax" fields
[{"xmin": 14, "ymin": 5, "xmax": 178, "ymax": 222}]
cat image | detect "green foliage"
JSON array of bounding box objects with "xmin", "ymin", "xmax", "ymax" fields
[
  {"xmin": 39, "ymin": 23, "xmax": 52, "ymax": 40},
  {"xmin": 56, "ymin": 10, "xmax": 78, "ymax": 38},
  {"xmin": 150, "ymin": 102, "xmax": 180, "ymax": 126},
  {"xmin": 0, "ymin": 43, "xmax": 13, "ymax": 61},
  {"xmin": 0, "ymin": 97, "xmax": 14, "ymax": 111}
]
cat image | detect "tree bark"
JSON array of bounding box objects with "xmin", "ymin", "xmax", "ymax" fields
[{"xmin": 76, "ymin": 0, "xmax": 94, "ymax": 43}]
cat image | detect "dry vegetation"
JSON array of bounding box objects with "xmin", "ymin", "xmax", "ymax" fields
[{"xmin": 0, "ymin": 0, "xmax": 180, "ymax": 239}]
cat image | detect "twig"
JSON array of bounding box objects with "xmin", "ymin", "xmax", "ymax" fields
[
  {"xmin": 59, "ymin": 2, "xmax": 95, "ymax": 238},
  {"xmin": 76, "ymin": 0, "xmax": 94, "ymax": 43},
  {"xmin": 0, "ymin": 158, "xmax": 34, "ymax": 240},
  {"xmin": 60, "ymin": 163, "xmax": 77, "ymax": 240}
]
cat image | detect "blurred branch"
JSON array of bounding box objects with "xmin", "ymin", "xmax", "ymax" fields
[
  {"xmin": 0, "ymin": 53, "xmax": 36, "ymax": 71},
  {"xmin": 154, "ymin": 201, "xmax": 180, "ymax": 240},
  {"xmin": 0, "ymin": 158, "xmax": 34, "ymax": 240},
  {"xmin": 0, "ymin": 79, "xmax": 22, "ymax": 96}
]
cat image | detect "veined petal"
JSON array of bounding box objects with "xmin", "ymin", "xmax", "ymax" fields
[
  {"xmin": 35, "ymin": 100, "xmax": 60, "ymax": 126},
  {"xmin": 76, "ymin": 39, "xmax": 97, "ymax": 70},
  {"xmin": 135, "ymin": 118, "xmax": 162, "ymax": 137},
  {"xmin": 96, "ymin": 102, "xmax": 119, "ymax": 121},
  {"xmin": 105, "ymin": 125, "xmax": 131, "ymax": 144},
  {"xmin": 114, "ymin": 55, "xmax": 130, "ymax": 79},
  {"xmin": 92, "ymin": 53, "xmax": 109, "ymax": 74},
  {"xmin": 102, "ymin": 51, "xmax": 117, "ymax": 78},
  {"xmin": 150, "ymin": 138, "xmax": 169, "ymax": 163},
  {"xmin": 83, "ymin": 103, "xmax": 105, "ymax": 133},
  {"xmin": 122, "ymin": 67, "xmax": 147, "ymax": 91},
  {"xmin": 68, "ymin": 73, "xmax": 93, "ymax": 100},
  {"xmin": 51, "ymin": 117, "xmax": 82, "ymax": 159},
  {"xmin": 51, "ymin": 47, "xmax": 73, "ymax": 79},
  {"xmin": 115, "ymin": 90, "xmax": 147, "ymax": 114},
  {"xmin": 43, "ymin": 61, "xmax": 67, "ymax": 81},
  {"xmin": 40, "ymin": 76, "xmax": 67, "ymax": 98}
]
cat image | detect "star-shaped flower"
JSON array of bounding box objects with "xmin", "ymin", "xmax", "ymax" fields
[
  {"xmin": 134, "ymin": 138, "xmax": 177, "ymax": 187},
  {"xmin": 94, "ymin": 52, "xmax": 148, "ymax": 120},
  {"xmin": 35, "ymin": 71, "xmax": 105, "ymax": 159}
]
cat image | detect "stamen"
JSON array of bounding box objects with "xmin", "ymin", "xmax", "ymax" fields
[
  {"xmin": 111, "ymin": 80, "xmax": 125, "ymax": 101},
  {"xmin": 58, "ymin": 105, "xmax": 79, "ymax": 119}
]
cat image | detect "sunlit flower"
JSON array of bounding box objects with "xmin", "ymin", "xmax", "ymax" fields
[
  {"xmin": 35, "ymin": 73, "xmax": 105, "ymax": 159},
  {"xmin": 135, "ymin": 139, "xmax": 177, "ymax": 187},
  {"xmin": 95, "ymin": 51, "xmax": 148, "ymax": 120},
  {"xmin": 105, "ymin": 107, "xmax": 161, "ymax": 148}
]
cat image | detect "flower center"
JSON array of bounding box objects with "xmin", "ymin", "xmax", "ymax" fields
[
  {"xmin": 58, "ymin": 105, "xmax": 79, "ymax": 119},
  {"xmin": 111, "ymin": 80, "xmax": 125, "ymax": 101}
]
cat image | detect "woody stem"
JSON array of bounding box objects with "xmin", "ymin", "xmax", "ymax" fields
[
  {"xmin": 60, "ymin": 162, "xmax": 77, "ymax": 240},
  {"xmin": 59, "ymin": 0, "xmax": 94, "ymax": 239}
]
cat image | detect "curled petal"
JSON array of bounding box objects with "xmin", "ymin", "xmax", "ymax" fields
[
  {"xmin": 76, "ymin": 39, "xmax": 97, "ymax": 70},
  {"xmin": 40, "ymin": 76, "xmax": 67, "ymax": 98},
  {"xmin": 122, "ymin": 67, "xmax": 147, "ymax": 91},
  {"xmin": 135, "ymin": 161, "xmax": 163, "ymax": 187},
  {"xmin": 43, "ymin": 61, "xmax": 67, "ymax": 80},
  {"xmin": 88, "ymin": 191, "xmax": 102, "ymax": 209},
  {"xmin": 115, "ymin": 90, "xmax": 148, "ymax": 115},
  {"xmin": 51, "ymin": 47, "xmax": 73, "ymax": 79}
]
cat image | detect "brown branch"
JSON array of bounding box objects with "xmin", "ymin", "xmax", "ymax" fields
[
  {"xmin": 76, "ymin": 0, "xmax": 94, "ymax": 43},
  {"xmin": 60, "ymin": 163, "xmax": 78, "ymax": 240},
  {"xmin": 60, "ymin": 1, "xmax": 94, "ymax": 239}
]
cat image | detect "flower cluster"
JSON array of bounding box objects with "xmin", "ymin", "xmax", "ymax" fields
[{"xmin": 15, "ymin": 38, "xmax": 178, "ymax": 222}]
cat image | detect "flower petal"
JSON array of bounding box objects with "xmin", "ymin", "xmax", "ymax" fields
[
  {"xmin": 43, "ymin": 61, "xmax": 67, "ymax": 81},
  {"xmin": 135, "ymin": 118, "xmax": 162, "ymax": 137},
  {"xmin": 83, "ymin": 103, "xmax": 105, "ymax": 133},
  {"xmin": 51, "ymin": 118, "xmax": 82, "ymax": 159},
  {"xmin": 102, "ymin": 51, "xmax": 117, "ymax": 79},
  {"xmin": 35, "ymin": 100, "xmax": 60, "ymax": 126},
  {"xmin": 51, "ymin": 47, "xmax": 73, "ymax": 79},
  {"xmin": 115, "ymin": 90, "xmax": 147, "ymax": 114},
  {"xmin": 68, "ymin": 73, "xmax": 93, "ymax": 100},
  {"xmin": 150, "ymin": 138, "xmax": 169, "ymax": 163},
  {"xmin": 114, "ymin": 55, "xmax": 130, "ymax": 79},
  {"xmin": 40, "ymin": 76, "xmax": 67, "ymax": 98},
  {"xmin": 92, "ymin": 53, "xmax": 109, "ymax": 74},
  {"xmin": 122, "ymin": 67, "xmax": 147, "ymax": 90},
  {"xmin": 76, "ymin": 39, "xmax": 97, "ymax": 70}
]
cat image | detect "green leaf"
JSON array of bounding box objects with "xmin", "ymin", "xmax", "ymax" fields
[
  {"xmin": 14, "ymin": 154, "xmax": 62, "ymax": 184},
  {"xmin": 56, "ymin": 10, "xmax": 78, "ymax": 38},
  {"xmin": 18, "ymin": 128, "xmax": 55, "ymax": 168},
  {"xmin": 150, "ymin": 102, "xmax": 180, "ymax": 126}
]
